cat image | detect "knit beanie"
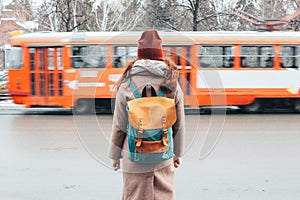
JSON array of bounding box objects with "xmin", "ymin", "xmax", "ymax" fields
[{"xmin": 137, "ymin": 30, "xmax": 164, "ymax": 61}]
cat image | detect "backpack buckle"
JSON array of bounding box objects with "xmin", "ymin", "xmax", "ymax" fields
[
  {"xmin": 161, "ymin": 116, "xmax": 166, "ymax": 129},
  {"xmin": 138, "ymin": 119, "xmax": 143, "ymax": 135},
  {"xmin": 136, "ymin": 138, "xmax": 142, "ymax": 147},
  {"xmin": 136, "ymin": 119, "xmax": 143, "ymax": 147},
  {"xmin": 161, "ymin": 116, "xmax": 168, "ymax": 146}
]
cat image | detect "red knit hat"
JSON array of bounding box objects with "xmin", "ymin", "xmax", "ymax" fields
[{"xmin": 137, "ymin": 30, "xmax": 164, "ymax": 61}]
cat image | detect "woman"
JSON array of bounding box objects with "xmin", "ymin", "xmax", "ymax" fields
[{"xmin": 109, "ymin": 29, "xmax": 185, "ymax": 200}]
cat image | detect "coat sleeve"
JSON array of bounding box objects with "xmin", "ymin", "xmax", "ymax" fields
[
  {"xmin": 109, "ymin": 86, "xmax": 128, "ymax": 160},
  {"xmin": 172, "ymin": 83, "xmax": 185, "ymax": 158}
]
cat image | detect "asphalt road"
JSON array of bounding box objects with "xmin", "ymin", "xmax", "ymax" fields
[{"xmin": 0, "ymin": 111, "xmax": 300, "ymax": 200}]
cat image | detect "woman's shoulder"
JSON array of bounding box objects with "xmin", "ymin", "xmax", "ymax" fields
[
  {"xmin": 174, "ymin": 82, "xmax": 184, "ymax": 100},
  {"xmin": 118, "ymin": 80, "xmax": 131, "ymax": 93}
]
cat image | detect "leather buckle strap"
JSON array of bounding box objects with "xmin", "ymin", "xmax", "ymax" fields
[
  {"xmin": 136, "ymin": 119, "xmax": 143, "ymax": 147},
  {"xmin": 134, "ymin": 117, "xmax": 169, "ymax": 152},
  {"xmin": 162, "ymin": 129, "xmax": 169, "ymax": 146},
  {"xmin": 161, "ymin": 116, "xmax": 168, "ymax": 146}
]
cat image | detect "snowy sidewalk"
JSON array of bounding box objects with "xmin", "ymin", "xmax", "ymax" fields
[
  {"xmin": 0, "ymin": 100, "xmax": 25, "ymax": 110},
  {"xmin": 0, "ymin": 100, "xmax": 71, "ymax": 113}
]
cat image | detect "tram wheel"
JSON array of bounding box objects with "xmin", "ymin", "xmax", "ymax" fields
[
  {"xmin": 239, "ymin": 100, "xmax": 262, "ymax": 113},
  {"xmin": 293, "ymin": 99, "xmax": 300, "ymax": 112},
  {"xmin": 73, "ymin": 99, "xmax": 94, "ymax": 114}
]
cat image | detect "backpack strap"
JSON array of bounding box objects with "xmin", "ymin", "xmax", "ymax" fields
[
  {"xmin": 127, "ymin": 79, "xmax": 141, "ymax": 98},
  {"xmin": 142, "ymin": 83, "xmax": 157, "ymax": 97},
  {"xmin": 127, "ymin": 79, "xmax": 165, "ymax": 98},
  {"xmin": 141, "ymin": 83, "xmax": 165, "ymax": 97},
  {"xmin": 157, "ymin": 88, "xmax": 164, "ymax": 97}
]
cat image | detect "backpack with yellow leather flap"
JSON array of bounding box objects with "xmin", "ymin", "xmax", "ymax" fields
[{"xmin": 126, "ymin": 79, "xmax": 176, "ymax": 163}]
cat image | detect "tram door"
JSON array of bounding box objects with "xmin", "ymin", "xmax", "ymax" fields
[
  {"xmin": 164, "ymin": 46, "xmax": 196, "ymax": 107},
  {"xmin": 29, "ymin": 47, "xmax": 64, "ymax": 106}
]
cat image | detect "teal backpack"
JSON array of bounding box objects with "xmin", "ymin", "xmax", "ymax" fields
[{"xmin": 126, "ymin": 79, "xmax": 177, "ymax": 163}]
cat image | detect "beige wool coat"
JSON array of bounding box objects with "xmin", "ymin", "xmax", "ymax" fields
[{"xmin": 109, "ymin": 59, "xmax": 185, "ymax": 199}]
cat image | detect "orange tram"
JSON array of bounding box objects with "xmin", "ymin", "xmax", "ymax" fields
[{"xmin": 4, "ymin": 31, "xmax": 300, "ymax": 113}]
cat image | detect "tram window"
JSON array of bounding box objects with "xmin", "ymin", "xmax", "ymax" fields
[
  {"xmin": 186, "ymin": 47, "xmax": 191, "ymax": 66},
  {"xmin": 280, "ymin": 46, "xmax": 300, "ymax": 68},
  {"xmin": 71, "ymin": 45, "xmax": 106, "ymax": 68},
  {"xmin": 5, "ymin": 46, "xmax": 23, "ymax": 69},
  {"xmin": 165, "ymin": 47, "xmax": 171, "ymax": 59},
  {"xmin": 48, "ymin": 48, "xmax": 54, "ymax": 70},
  {"xmin": 241, "ymin": 46, "xmax": 274, "ymax": 68},
  {"xmin": 57, "ymin": 48, "xmax": 63, "ymax": 70},
  {"xmin": 113, "ymin": 46, "xmax": 137, "ymax": 68},
  {"xmin": 199, "ymin": 46, "xmax": 234, "ymax": 68},
  {"xmin": 164, "ymin": 47, "xmax": 181, "ymax": 65},
  {"xmin": 176, "ymin": 48, "xmax": 181, "ymax": 65},
  {"xmin": 39, "ymin": 49, "xmax": 44, "ymax": 70},
  {"xmin": 29, "ymin": 48, "xmax": 35, "ymax": 71}
]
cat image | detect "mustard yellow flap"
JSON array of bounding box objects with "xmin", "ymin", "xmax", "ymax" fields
[{"xmin": 127, "ymin": 97, "xmax": 176, "ymax": 130}]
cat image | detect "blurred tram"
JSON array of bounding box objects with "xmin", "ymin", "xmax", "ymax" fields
[{"xmin": 4, "ymin": 31, "xmax": 300, "ymax": 113}]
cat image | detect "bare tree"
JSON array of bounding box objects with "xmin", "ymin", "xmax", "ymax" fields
[
  {"xmin": 170, "ymin": 0, "xmax": 227, "ymax": 31},
  {"xmin": 10, "ymin": 0, "xmax": 34, "ymax": 21},
  {"xmin": 230, "ymin": 0, "xmax": 300, "ymax": 31},
  {"xmin": 11, "ymin": 0, "xmax": 300, "ymax": 32},
  {"xmin": 142, "ymin": 0, "xmax": 169, "ymax": 29},
  {"xmin": 36, "ymin": 0, "xmax": 144, "ymax": 32},
  {"xmin": 186, "ymin": 0, "xmax": 202, "ymax": 31},
  {"xmin": 140, "ymin": 0, "xmax": 189, "ymax": 31},
  {"xmin": 83, "ymin": 0, "xmax": 144, "ymax": 31},
  {"xmin": 37, "ymin": 0, "xmax": 93, "ymax": 32},
  {"xmin": 112, "ymin": 0, "xmax": 145, "ymax": 31}
]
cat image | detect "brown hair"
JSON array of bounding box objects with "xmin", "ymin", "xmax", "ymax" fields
[{"xmin": 114, "ymin": 59, "xmax": 179, "ymax": 97}]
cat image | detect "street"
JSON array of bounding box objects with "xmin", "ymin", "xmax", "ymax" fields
[{"xmin": 0, "ymin": 111, "xmax": 300, "ymax": 200}]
